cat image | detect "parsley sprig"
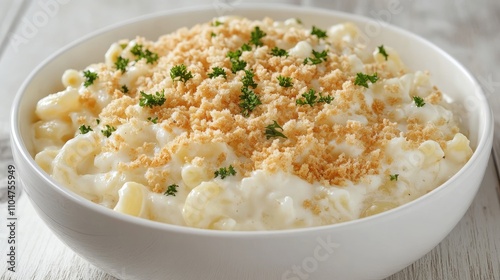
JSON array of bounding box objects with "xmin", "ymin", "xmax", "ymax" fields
[
  {"xmin": 413, "ymin": 96, "xmax": 426, "ymax": 107},
  {"xmin": 311, "ymin": 26, "xmax": 328, "ymax": 39},
  {"xmin": 227, "ymin": 49, "xmax": 248, "ymax": 73},
  {"xmin": 212, "ymin": 20, "xmax": 223, "ymax": 27},
  {"xmin": 277, "ymin": 76, "xmax": 293, "ymax": 87},
  {"xmin": 265, "ymin": 120, "xmax": 287, "ymax": 139},
  {"xmin": 354, "ymin": 72, "xmax": 379, "ymax": 88},
  {"xmin": 147, "ymin": 116, "xmax": 158, "ymax": 124},
  {"xmin": 214, "ymin": 165, "xmax": 237, "ymax": 179},
  {"xmin": 303, "ymin": 50, "xmax": 328, "ymax": 65},
  {"xmin": 170, "ymin": 64, "xmax": 193, "ymax": 83},
  {"xmin": 239, "ymin": 87, "xmax": 261, "ymax": 117},
  {"xmin": 241, "ymin": 70, "xmax": 257, "ymax": 88},
  {"xmin": 378, "ymin": 45, "xmax": 389, "ymax": 60},
  {"xmin": 208, "ymin": 67, "xmax": 227, "ymax": 79},
  {"xmin": 250, "ymin": 26, "xmax": 266, "ymax": 47},
  {"xmin": 115, "ymin": 56, "xmax": 129, "ymax": 73},
  {"xmin": 270, "ymin": 47, "xmax": 289, "ymax": 57},
  {"xmin": 389, "ymin": 174, "xmax": 399, "ymax": 181},
  {"xmin": 83, "ymin": 70, "xmax": 98, "ymax": 87},
  {"xmin": 79, "ymin": 125, "xmax": 93, "ymax": 134},
  {"xmin": 101, "ymin": 125, "xmax": 116, "ymax": 138},
  {"xmin": 130, "ymin": 44, "xmax": 159, "ymax": 64},
  {"xmin": 139, "ymin": 90, "xmax": 166, "ymax": 108},
  {"xmin": 164, "ymin": 184, "xmax": 179, "ymax": 196},
  {"xmin": 296, "ymin": 89, "xmax": 333, "ymax": 107}
]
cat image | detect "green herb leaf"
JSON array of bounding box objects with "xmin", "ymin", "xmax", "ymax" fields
[
  {"xmin": 311, "ymin": 26, "xmax": 328, "ymax": 39},
  {"xmin": 413, "ymin": 96, "xmax": 426, "ymax": 107},
  {"xmin": 277, "ymin": 75, "xmax": 293, "ymax": 87},
  {"xmin": 79, "ymin": 125, "xmax": 93, "ymax": 134},
  {"xmin": 354, "ymin": 72, "xmax": 379, "ymax": 88},
  {"xmin": 139, "ymin": 90, "xmax": 166, "ymax": 108},
  {"xmin": 389, "ymin": 174, "xmax": 399, "ymax": 181},
  {"xmin": 208, "ymin": 66, "xmax": 227, "ymax": 79},
  {"xmin": 101, "ymin": 125, "xmax": 116, "ymax": 138},
  {"xmin": 164, "ymin": 184, "xmax": 179, "ymax": 196},
  {"xmin": 212, "ymin": 20, "xmax": 223, "ymax": 27},
  {"xmin": 130, "ymin": 44, "xmax": 159, "ymax": 64},
  {"xmin": 96, "ymin": 119, "xmax": 100, "ymax": 125},
  {"xmin": 121, "ymin": 85, "xmax": 129, "ymax": 94},
  {"xmin": 378, "ymin": 45, "xmax": 389, "ymax": 61},
  {"xmin": 230, "ymin": 59, "xmax": 247, "ymax": 73},
  {"xmin": 265, "ymin": 120, "xmax": 287, "ymax": 139},
  {"xmin": 250, "ymin": 26, "xmax": 266, "ymax": 47},
  {"xmin": 270, "ymin": 47, "xmax": 289, "ymax": 57},
  {"xmin": 115, "ymin": 56, "xmax": 129, "ymax": 73},
  {"xmin": 241, "ymin": 69, "xmax": 257, "ymax": 89},
  {"xmin": 211, "ymin": 32, "xmax": 216, "ymax": 38},
  {"xmin": 239, "ymin": 87, "xmax": 261, "ymax": 117},
  {"xmin": 83, "ymin": 70, "xmax": 98, "ymax": 87},
  {"xmin": 147, "ymin": 116, "xmax": 158, "ymax": 124},
  {"xmin": 241, "ymin": 43, "xmax": 252, "ymax": 52},
  {"xmin": 303, "ymin": 49, "xmax": 328, "ymax": 65},
  {"xmin": 170, "ymin": 64, "xmax": 193, "ymax": 83},
  {"xmin": 296, "ymin": 89, "xmax": 333, "ymax": 107},
  {"xmin": 214, "ymin": 165, "xmax": 237, "ymax": 179},
  {"xmin": 295, "ymin": 18, "xmax": 303, "ymax": 24}
]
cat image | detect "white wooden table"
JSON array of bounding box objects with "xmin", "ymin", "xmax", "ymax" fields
[{"xmin": 1, "ymin": 1, "xmax": 499, "ymax": 279}]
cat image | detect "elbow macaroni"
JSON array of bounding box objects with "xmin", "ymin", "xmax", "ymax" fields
[{"xmin": 31, "ymin": 17, "xmax": 473, "ymax": 230}]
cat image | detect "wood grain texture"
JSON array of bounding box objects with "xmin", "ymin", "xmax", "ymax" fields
[{"xmin": 1, "ymin": 0, "xmax": 499, "ymax": 279}]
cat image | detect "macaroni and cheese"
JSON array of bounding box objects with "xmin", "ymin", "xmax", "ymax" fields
[{"xmin": 32, "ymin": 17, "xmax": 473, "ymax": 230}]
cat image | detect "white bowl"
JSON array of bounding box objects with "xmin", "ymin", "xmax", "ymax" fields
[{"xmin": 10, "ymin": 4, "xmax": 493, "ymax": 280}]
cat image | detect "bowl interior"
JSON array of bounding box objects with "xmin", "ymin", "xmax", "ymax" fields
[{"xmin": 12, "ymin": 3, "xmax": 490, "ymax": 226}]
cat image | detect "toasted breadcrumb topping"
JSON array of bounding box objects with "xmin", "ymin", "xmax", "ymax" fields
[{"xmin": 81, "ymin": 17, "xmax": 458, "ymax": 188}]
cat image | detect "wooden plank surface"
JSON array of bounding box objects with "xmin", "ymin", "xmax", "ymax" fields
[{"xmin": 1, "ymin": 1, "xmax": 499, "ymax": 279}]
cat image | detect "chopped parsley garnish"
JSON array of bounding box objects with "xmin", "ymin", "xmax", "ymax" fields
[
  {"xmin": 354, "ymin": 72, "xmax": 379, "ymax": 88},
  {"xmin": 83, "ymin": 70, "xmax": 98, "ymax": 87},
  {"xmin": 230, "ymin": 59, "xmax": 247, "ymax": 73},
  {"xmin": 130, "ymin": 44, "xmax": 159, "ymax": 64},
  {"xmin": 212, "ymin": 20, "xmax": 223, "ymax": 27},
  {"xmin": 241, "ymin": 69, "xmax": 257, "ymax": 88},
  {"xmin": 101, "ymin": 125, "xmax": 116, "ymax": 138},
  {"xmin": 164, "ymin": 184, "xmax": 179, "ymax": 196},
  {"xmin": 311, "ymin": 26, "xmax": 328, "ymax": 39},
  {"xmin": 120, "ymin": 43, "xmax": 128, "ymax": 49},
  {"xmin": 249, "ymin": 26, "xmax": 266, "ymax": 47},
  {"xmin": 389, "ymin": 174, "xmax": 399, "ymax": 181},
  {"xmin": 277, "ymin": 76, "xmax": 293, "ymax": 87},
  {"xmin": 227, "ymin": 48, "xmax": 249, "ymax": 73},
  {"xmin": 227, "ymin": 49, "xmax": 242, "ymax": 60},
  {"xmin": 413, "ymin": 96, "xmax": 426, "ymax": 107},
  {"xmin": 96, "ymin": 118, "xmax": 100, "ymax": 124},
  {"xmin": 208, "ymin": 67, "xmax": 227, "ymax": 79},
  {"xmin": 270, "ymin": 47, "xmax": 288, "ymax": 57},
  {"xmin": 115, "ymin": 56, "xmax": 129, "ymax": 73},
  {"xmin": 211, "ymin": 32, "xmax": 216, "ymax": 37},
  {"xmin": 139, "ymin": 90, "xmax": 166, "ymax": 108},
  {"xmin": 241, "ymin": 43, "xmax": 252, "ymax": 52},
  {"xmin": 170, "ymin": 64, "xmax": 193, "ymax": 83},
  {"xmin": 378, "ymin": 45, "xmax": 389, "ymax": 60},
  {"xmin": 239, "ymin": 87, "xmax": 261, "ymax": 117},
  {"xmin": 265, "ymin": 120, "xmax": 287, "ymax": 139},
  {"xmin": 121, "ymin": 85, "xmax": 129, "ymax": 94},
  {"xmin": 214, "ymin": 165, "xmax": 236, "ymax": 179},
  {"xmin": 296, "ymin": 89, "xmax": 333, "ymax": 107},
  {"xmin": 303, "ymin": 49, "xmax": 328, "ymax": 65},
  {"xmin": 147, "ymin": 116, "xmax": 158, "ymax": 124},
  {"xmin": 79, "ymin": 125, "xmax": 93, "ymax": 134},
  {"xmin": 295, "ymin": 18, "xmax": 303, "ymax": 24}
]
